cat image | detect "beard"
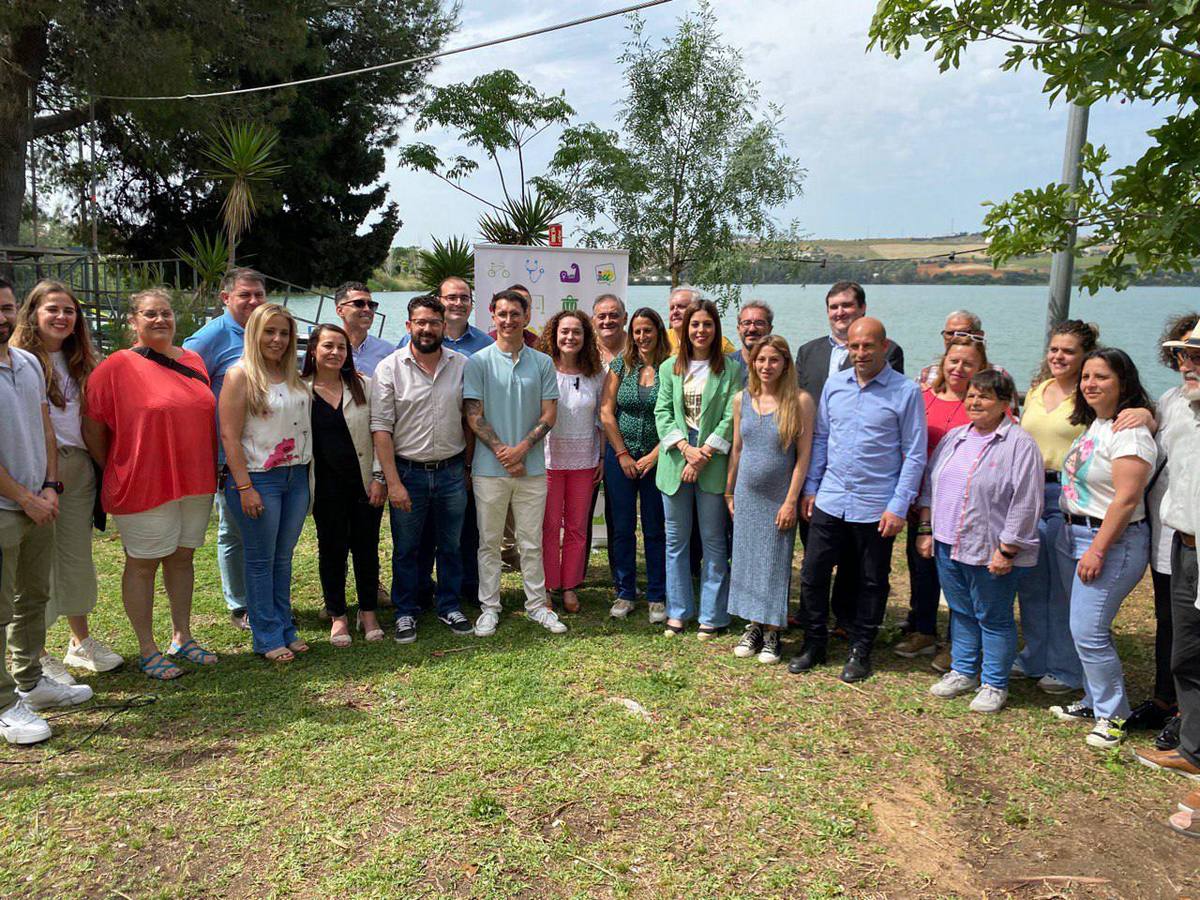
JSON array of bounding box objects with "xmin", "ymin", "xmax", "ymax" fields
[
  {"xmin": 1181, "ymin": 373, "xmax": 1200, "ymax": 400},
  {"xmin": 414, "ymin": 333, "xmax": 443, "ymax": 354},
  {"xmin": 0, "ymin": 322, "xmax": 10, "ymax": 345}
]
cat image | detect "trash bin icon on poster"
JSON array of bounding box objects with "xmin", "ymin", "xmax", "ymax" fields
[{"xmin": 561, "ymin": 294, "xmax": 579, "ymax": 312}]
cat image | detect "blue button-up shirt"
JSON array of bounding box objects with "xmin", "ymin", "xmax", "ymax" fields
[
  {"xmin": 804, "ymin": 363, "xmax": 927, "ymax": 522},
  {"xmin": 183, "ymin": 310, "xmax": 246, "ymax": 464},
  {"xmin": 827, "ymin": 334, "xmax": 850, "ymax": 380},
  {"xmin": 351, "ymin": 333, "xmax": 396, "ymax": 376},
  {"xmin": 398, "ymin": 324, "xmax": 494, "ymax": 357}
]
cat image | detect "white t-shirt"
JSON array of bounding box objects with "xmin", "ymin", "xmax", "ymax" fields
[
  {"xmin": 1060, "ymin": 418, "xmax": 1157, "ymax": 522},
  {"xmin": 48, "ymin": 350, "xmax": 86, "ymax": 450},
  {"xmin": 683, "ymin": 360, "xmax": 710, "ymax": 432},
  {"xmin": 545, "ymin": 369, "xmax": 603, "ymax": 470}
]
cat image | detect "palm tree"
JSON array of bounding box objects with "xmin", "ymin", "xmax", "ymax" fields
[{"xmin": 200, "ymin": 121, "xmax": 286, "ymax": 267}]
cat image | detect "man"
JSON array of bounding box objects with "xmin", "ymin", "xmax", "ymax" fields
[
  {"xmin": 1133, "ymin": 323, "xmax": 1200, "ymax": 832},
  {"xmin": 334, "ymin": 281, "xmax": 394, "ymax": 376},
  {"xmin": 463, "ymin": 289, "xmax": 566, "ymax": 636},
  {"xmin": 916, "ymin": 310, "xmax": 1010, "ymax": 390},
  {"xmin": 793, "ymin": 281, "xmax": 905, "ymax": 635},
  {"xmin": 790, "ymin": 317, "xmax": 926, "ymax": 683},
  {"xmin": 183, "ymin": 267, "xmax": 265, "ymax": 629},
  {"xmin": 372, "ymin": 295, "xmax": 473, "ymax": 643},
  {"xmin": 666, "ymin": 286, "xmax": 735, "ymax": 354},
  {"xmin": 487, "ymin": 283, "xmax": 538, "ymax": 348},
  {"xmin": 399, "ymin": 277, "xmax": 493, "ymax": 356},
  {"xmin": 0, "ymin": 277, "xmax": 92, "ymax": 745},
  {"xmin": 593, "ymin": 293, "xmax": 628, "ymax": 368},
  {"xmin": 727, "ymin": 300, "xmax": 774, "ymax": 386}
]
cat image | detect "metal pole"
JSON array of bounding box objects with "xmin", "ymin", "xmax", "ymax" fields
[
  {"xmin": 88, "ymin": 96, "xmax": 103, "ymax": 347},
  {"xmin": 28, "ymin": 86, "xmax": 39, "ymax": 248},
  {"xmin": 1043, "ymin": 97, "xmax": 1091, "ymax": 340}
]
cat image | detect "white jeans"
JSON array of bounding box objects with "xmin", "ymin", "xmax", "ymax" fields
[{"xmin": 473, "ymin": 474, "xmax": 548, "ymax": 613}]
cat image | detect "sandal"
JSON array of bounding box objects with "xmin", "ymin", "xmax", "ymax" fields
[
  {"xmin": 330, "ymin": 617, "xmax": 352, "ymax": 648},
  {"xmin": 139, "ymin": 652, "xmax": 184, "ymax": 681},
  {"xmin": 697, "ymin": 624, "xmax": 728, "ymax": 641},
  {"xmin": 357, "ymin": 612, "xmax": 384, "ymax": 642},
  {"xmin": 663, "ymin": 621, "xmax": 685, "ymax": 637},
  {"xmin": 562, "ymin": 590, "xmax": 580, "ymax": 614},
  {"xmin": 167, "ymin": 639, "xmax": 218, "ymax": 666},
  {"xmin": 1168, "ymin": 809, "xmax": 1200, "ymax": 838},
  {"xmin": 287, "ymin": 639, "xmax": 310, "ymax": 654},
  {"xmin": 264, "ymin": 647, "xmax": 295, "ymax": 663}
]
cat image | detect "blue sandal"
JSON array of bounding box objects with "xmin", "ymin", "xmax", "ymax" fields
[
  {"xmin": 139, "ymin": 652, "xmax": 184, "ymax": 681},
  {"xmin": 167, "ymin": 639, "xmax": 218, "ymax": 666}
]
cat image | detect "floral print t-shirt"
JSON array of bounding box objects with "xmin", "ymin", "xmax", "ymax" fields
[{"xmin": 1060, "ymin": 418, "xmax": 1156, "ymax": 522}]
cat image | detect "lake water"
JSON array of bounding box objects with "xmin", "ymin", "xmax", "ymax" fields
[{"xmin": 284, "ymin": 283, "xmax": 1200, "ymax": 398}]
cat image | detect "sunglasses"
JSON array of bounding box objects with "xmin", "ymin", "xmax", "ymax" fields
[
  {"xmin": 339, "ymin": 298, "xmax": 379, "ymax": 311},
  {"xmin": 1173, "ymin": 347, "xmax": 1200, "ymax": 366},
  {"xmin": 942, "ymin": 330, "xmax": 986, "ymax": 344}
]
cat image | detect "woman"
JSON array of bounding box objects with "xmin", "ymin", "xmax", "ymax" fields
[
  {"xmin": 301, "ymin": 324, "xmax": 386, "ymax": 646},
  {"xmin": 600, "ymin": 308, "xmax": 669, "ymax": 622},
  {"xmin": 897, "ymin": 335, "xmax": 989, "ymax": 663},
  {"xmin": 12, "ymin": 281, "xmax": 122, "ymax": 682},
  {"xmin": 219, "ymin": 303, "xmax": 312, "ymax": 662},
  {"xmin": 1050, "ymin": 348, "xmax": 1156, "ymax": 749},
  {"xmin": 83, "ymin": 288, "xmax": 218, "ymax": 680},
  {"xmin": 654, "ymin": 299, "xmax": 738, "ymax": 639},
  {"xmin": 916, "ymin": 370, "xmax": 1043, "ymax": 713},
  {"xmin": 726, "ymin": 336, "xmax": 814, "ymax": 663},
  {"xmin": 538, "ymin": 310, "xmax": 605, "ymax": 613}
]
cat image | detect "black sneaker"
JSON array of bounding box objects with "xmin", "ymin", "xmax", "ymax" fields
[
  {"xmin": 1157, "ymin": 714, "xmax": 1182, "ymax": 751},
  {"xmin": 733, "ymin": 624, "xmax": 764, "ymax": 659},
  {"xmin": 438, "ymin": 610, "xmax": 473, "ymax": 635},
  {"xmin": 1127, "ymin": 699, "xmax": 1177, "ymax": 732},
  {"xmin": 229, "ymin": 609, "xmax": 250, "ymax": 631},
  {"xmin": 394, "ymin": 615, "xmax": 417, "ymax": 644},
  {"xmin": 1049, "ymin": 701, "xmax": 1095, "ymax": 723},
  {"xmin": 758, "ymin": 630, "xmax": 782, "ymax": 664}
]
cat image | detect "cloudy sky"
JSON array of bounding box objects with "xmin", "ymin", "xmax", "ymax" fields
[{"xmin": 384, "ymin": 0, "xmax": 1165, "ymax": 246}]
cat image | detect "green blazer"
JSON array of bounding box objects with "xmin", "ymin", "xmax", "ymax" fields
[{"xmin": 654, "ymin": 356, "xmax": 738, "ymax": 496}]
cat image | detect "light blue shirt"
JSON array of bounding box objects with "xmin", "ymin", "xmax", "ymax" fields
[
  {"xmin": 352, "ymin": 333, "xmax": 396, "ymax": 376},
  {"xmin": 827, "ymin": 335, "xmax": 849, "ymax": 380},
  {"xmin": 463, "ymin": 343, "xmax": 559, "ymax": 478},
  {"xmin": 398, "ymin": 324, "xmax": 494, "ymax": 357},
  {"xmin": 183, "ymin": 310, "xmax": 246, "ymax": 464},
  {"xmin": 804, "ymin": 363, "xmax": 927, "ymax": 522},
  {"xmin": 0, "ymin": 348, "xmax": 48, "ymax": 511},
  {"xmin": 726, "ymin": 351, "xmax": 748, "ymax": 389}
]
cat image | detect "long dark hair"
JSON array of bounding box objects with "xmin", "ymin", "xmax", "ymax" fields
[
  {"xmin": 674, "ymin": 299, "xmax": 726, "ymax": 376},
  {"xmin": 622, "ymin": 307, "xmax": 670, "ymax": 371},
  {"xmin": 301, "ymin": 323, "xmax": 366, "ymax": 406},
  {"xmin": 1069, "ymin": 348, "xmax": 1154, "ymax": 427}
]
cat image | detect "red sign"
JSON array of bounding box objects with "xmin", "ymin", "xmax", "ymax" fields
[{"xmin": 548, "ymin": 224, "xmax": 563, "ymax": 247}]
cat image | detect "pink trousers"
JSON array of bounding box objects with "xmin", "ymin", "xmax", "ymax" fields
[{"xmin": 543, "ymin": 468, "xmax": 596, "ymax": 591}]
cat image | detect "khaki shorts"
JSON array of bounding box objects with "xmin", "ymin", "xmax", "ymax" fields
[{"xmin": 113, "ymin": 494, "xmax": 214, "ymax": 560}]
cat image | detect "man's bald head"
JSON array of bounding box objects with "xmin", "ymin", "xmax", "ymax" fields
[{"xmin": 847, "ymin": 317, "xmax": 888, "ymax": 382}]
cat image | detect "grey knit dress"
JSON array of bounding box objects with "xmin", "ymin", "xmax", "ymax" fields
[{"xmin": 729, "ymin": 391, "xmax": 797, "ymax": 627}]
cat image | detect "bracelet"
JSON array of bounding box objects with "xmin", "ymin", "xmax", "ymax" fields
[
  {"xmin": 617, "ymin": 449, "xmax": 631, "ymax": 459},
  {"xmin": 997, "ymin": 547, "xmax": 1017, "ymax": 560},
  {"xmin": 915, "ymin": 523, "xmax": 933, "ymax": 536},
  {"xmin": 235, "ymin": 482, "xmax": 253, "ymax": 492}
]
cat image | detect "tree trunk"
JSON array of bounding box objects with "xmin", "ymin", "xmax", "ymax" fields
[{"xmin": 0, "ymin": 21, "xmax": 48, "ymax": 247}]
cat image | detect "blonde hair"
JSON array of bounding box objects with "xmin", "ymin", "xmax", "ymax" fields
[
  {"xmin": 747, "ymin": 335, "xmax": 804, "ymax": 449},
  {"xmin": 932, "ymin": 336, "xmax": 989, "ymax": 394},
  {"xmin": 11, "ymin": 280, "xmax": 99, "ymax": 409},
  {"xmin": 241, "ymin": 303, "xmax": 302, "ymax": 417}
]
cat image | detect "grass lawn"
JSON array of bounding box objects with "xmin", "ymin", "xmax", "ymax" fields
[{"xmin": 2, "ymin": 518, "xmax": 1198, "ymax": 898}]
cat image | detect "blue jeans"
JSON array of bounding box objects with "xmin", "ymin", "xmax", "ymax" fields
[
  {"xmin": 603, "ymin": 446, "xmax": 666, "ymax": 604},
  {"xmin": 663, "ymin": 482, "xmax": 730, "ymax": 627},
  {"xmin": 1015, "ymin": 481, "xmax": 1082, "ymax": 687},
  {"xmin": 1060, "ymin": 519, "xmax": 1150, "ymax": 721},
  {"xmin": 388, "ymin": 458, "xmax": 468, "ymax": 618},
  {"xmin": 215, "ymin": 489, "xmax": 247, "ymax": 612},
  {"xmin": 935, "ymin": 542, "xmax": 1019, "ymax": 689},
  {"xmin": 224, "ymin": 464, "xmax": 309, "ymax": 654}
]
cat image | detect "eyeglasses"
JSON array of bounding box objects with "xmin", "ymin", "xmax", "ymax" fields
[
  {"xmin": 1174, "ymin": 347, "xmax": 1200, "ymax": 366},
  {"xmin": 339, "ymin": 298, "xmax": 379, "ymax": 311},
  {"xmin": 440, "ymin": 293, "xmax": 472, "ymax": 304},
  {"xmin": 942, "ymin": 330, "xmax": 986, "ymax": 344},
  {"xmin": 738, "ymin": 318, "xmax": 769, "ymax": 329}
]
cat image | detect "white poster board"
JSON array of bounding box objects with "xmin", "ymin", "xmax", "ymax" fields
[{"xmin": 472, "ymin": 243, "xmax": 630, "ymax": 332}]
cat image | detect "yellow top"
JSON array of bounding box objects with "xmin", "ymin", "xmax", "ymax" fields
[
  {"xmin": 1020, "ymin": 379, "xmax": 1084, "ymax": 471},
  {"xmin": 667, "ymin": 329, "xmax": 736, "ymax": 355}
]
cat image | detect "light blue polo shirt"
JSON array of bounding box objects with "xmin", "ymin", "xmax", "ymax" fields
[
  {"xmin": 0, "ymin": 348, "xmax": 49, "ymax": 512},
  {"xmin": 463, "ymin": 343, "xmax": 559, "ymax": 477},
  {"xmin": 183, "ymin": 310, "xmax": 245, "ymax": 464}
]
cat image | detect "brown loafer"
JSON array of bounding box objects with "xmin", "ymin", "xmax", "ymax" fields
[
  {"xmin": 1135, "ymin": 747, "xmax": 1200, "ymax": 780},
  {"xmin": 1178, "ymin": 789, "xmax": 1200, "ymax": 814},
  {"xmin": 1168, "ymin": 809, "xmax": 1200, "ymax": 838}
]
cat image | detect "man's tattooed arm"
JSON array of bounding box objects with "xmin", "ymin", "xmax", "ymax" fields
[
  {"xmin": 464, "ymin": 399, "xmax": 502, "ymax": 451},
  {"xmin": 522, "ymin": 420, "xmax": 552, "ymax": 447}
]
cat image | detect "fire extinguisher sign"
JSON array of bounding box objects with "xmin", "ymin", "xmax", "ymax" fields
[{"xmin": 548, "ymin": 224, "xmax": 563, "ymax": 247}]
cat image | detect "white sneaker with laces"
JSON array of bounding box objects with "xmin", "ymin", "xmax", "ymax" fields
[
  {"xmin": 1037, "ymin": 674, "xmax": 1075, "ymax": 694},
  {"xmin": 647, "ymin": 602, "xmax": 667, "ymax": 625},
  {"xmin": 18, "ymin": 676, "xmax": 93, "ymax": 711},
  {"xmin": 528, "ymin": 606, "xmax": 568, "ymax": 634},
  {"xmin": 63, "ymin": 636, "xmax": 124, "ymax": 673},
  {"xmin": 0, "ymin": 699, "xmax": 52, "ymax": 745},
  {"xmin": 969, "ymin": 684, "xmax": 1008, "ymax": 713},
  {"xmin": 475, "ymin": 609, "xmax": 500, "ymax": 637},
  {"xmin": 930, "ymin": 671, "xmax": 979, "ymax": 698},
  {"xmin": 610, "ymin": 598, "xmax": 635, "ymax": 619},
  {"xmin": 39, "ymin": 654, "xmax": 76, "ymax": 685}
]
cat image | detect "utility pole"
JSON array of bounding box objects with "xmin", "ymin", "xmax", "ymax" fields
[{"xmin": 1044, "ymin": 74, "xmax": 1092, "ymax": 338}]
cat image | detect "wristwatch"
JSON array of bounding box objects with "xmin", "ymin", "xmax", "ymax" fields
[
  {"xmin": 42, "ymin": 480, "xmax": 65, "ymax": 495},
  {"xmin": 997, "ymin": 547, "xmax": 1017, "ymax": 560}
]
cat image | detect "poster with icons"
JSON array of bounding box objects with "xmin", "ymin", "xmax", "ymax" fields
[{"xmin": 472, "ymin": 243, "xmax": 630, "ymax": 333}]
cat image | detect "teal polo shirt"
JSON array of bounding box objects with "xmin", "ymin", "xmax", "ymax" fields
[{"xmin": 463, "ymin": 343, "xmax": 559, "ymax": 477}]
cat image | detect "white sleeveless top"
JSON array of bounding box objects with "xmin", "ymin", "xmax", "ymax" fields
[{"xmin": 242, "ymin": 381, "xmax": 313, "ymax": 472}]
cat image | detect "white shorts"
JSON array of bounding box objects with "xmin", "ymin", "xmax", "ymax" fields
[{"xmin": 113, "ymin": 494, "xmax": 214, "ymax": 559}]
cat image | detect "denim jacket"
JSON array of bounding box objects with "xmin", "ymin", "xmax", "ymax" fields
[{"xmin": 918, "ymin": 418, "xmax": 1044, "ymax": 567}]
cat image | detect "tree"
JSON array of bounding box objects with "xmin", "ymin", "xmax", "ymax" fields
[
  {"xmin": 869, "ymin": 1, "xmax": 1200, "ymax": 292},
  {"xmin": 541, "ymin": 1, "xmax": 804, "ymax": 309},
  {"xmin": 200, "ymin": 121, "xmax": 285, "ymax": 267}
]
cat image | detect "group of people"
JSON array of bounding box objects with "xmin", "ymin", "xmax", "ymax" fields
[{"xmin": 1, "ymin": 271, "xmax": 1198, "ymax": 837}]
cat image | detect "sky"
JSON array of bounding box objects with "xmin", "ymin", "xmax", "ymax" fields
[{"xmin": 383, "ymin": 0, "xmax": 1167, "ymax": 247}]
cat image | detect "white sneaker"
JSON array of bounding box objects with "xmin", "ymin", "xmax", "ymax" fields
[
  {"xmin": 0, "ymin": 699, "xmax": 51, "ymax": 745},
  {"xmin": 969, "ymin": 684, "xmax": 1008, "ymax": 713},
  {"xmin": 475, "ymin": 609, "xmax": 500, "ymax": 637},
  {"xmin": 1010, "ymin": 658, "xmax": 1028, "ymax": 678},
  {"xmin": 647, "ymin": 602, "xmax": 667, "ymax": 625},
  {"xmin": 1037, "ymin": 674, "xmax": 1075, "ymax": 695},
  {"xmin": 610, "ymin": 598, "xmax": 635, "ymax": 619},
  {"xmin": 39, "ymin": 654, "xmax": 76, "ymax": 685},
  {"xmin": 1086, "ymin": 717, "xmax": 1127, "ymax": 750},
  {"xmin": 930, "ymin": 671, "xmax": 979, "ymax": 699},
  {"xmin": 63, "ymin": 636, "xmax": 124, "ymax": 673},
  {"xmin": 528, "ymin": 606, "xmax": 568, "ymax": 634},
  {"xmin": 18, "ymin": 676, "xmax": 93, "ymax": 711}
]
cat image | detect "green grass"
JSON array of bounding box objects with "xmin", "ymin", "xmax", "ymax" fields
[{"xmin": 2, "ymin": 520, "xmax": 1197, "ymax": 897}]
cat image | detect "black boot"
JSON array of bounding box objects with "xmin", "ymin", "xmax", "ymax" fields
[
  {"xmin": 788, "ymin": 640, "xmax": 827, "ymax": 674},
  {"xmin": 1156, "ymin": 714, "xmax": 1182, "ymax": 751},
  {"xmin": 840, "ymin": 647, "xmax": 873, "ymax": 683}
]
